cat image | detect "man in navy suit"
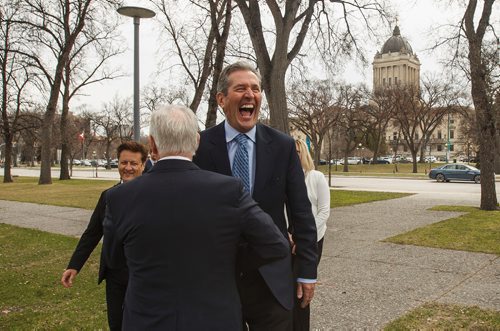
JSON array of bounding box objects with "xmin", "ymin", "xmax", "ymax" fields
[
  {"xmin": 61, "ymin": 141, "xmax": 148, "ymax": 330},
  {"xmin": 103, "ymin": 104, "xmax": 289, "ymax": 330},
  {"xmin": 193, "ymin": 62, "xmax": 318, "ymax": 330}
]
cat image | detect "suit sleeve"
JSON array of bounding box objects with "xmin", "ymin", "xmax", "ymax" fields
[
  {"xmin": 102, "ymin": 190, "xmax": 127, "ymax": 270},
  {"xmin": 66, "ymin": 190, "xmax": 107, "ymax": 271},
  {"xmin": 239, "ymin": 185, "xmax": 290, "ymax": 265},
  {"xmin": 286, "ymin": 143, "xmax": 318, "ymax": 279}
]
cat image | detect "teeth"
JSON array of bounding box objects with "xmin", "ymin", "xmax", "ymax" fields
[{"xmin": 240, "ymin": 105, "xmax": 254, "ymax": 109}]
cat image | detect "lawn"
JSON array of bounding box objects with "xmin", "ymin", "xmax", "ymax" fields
[
  {"xmin": 0, "ymin": 176, "xmax": 410, "ymax": 210},
  {"xmin": 318, "ymin": 162, "xmax": 438, "ymax": 176},
  {"xmin": 384, "ymin": 303, "xmax": 500, "ymax": 330},
  {"xmin": 0, "ymin": 223, "xmax": 108, "ymax": 329},
  {"xmin": 384, "ymin": 205, "xmax": 500, "ymax": 255},
  {"xmin": 0, "ymin": 177, "xmax": 116, "ymax": 210}
]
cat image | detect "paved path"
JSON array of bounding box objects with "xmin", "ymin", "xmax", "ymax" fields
[{"xmin": 0, "ymin": 192, "xmax": 498, "ymax": 330}]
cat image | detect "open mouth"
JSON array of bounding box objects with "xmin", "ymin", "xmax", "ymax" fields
[{"xmin": 239, "ymin": 104, "xmax": 254, "ymax": 118}]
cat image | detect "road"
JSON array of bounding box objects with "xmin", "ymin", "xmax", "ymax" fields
[{"xmin": 8, "ymin": 167, "xmax": 500, "ymax": 203}]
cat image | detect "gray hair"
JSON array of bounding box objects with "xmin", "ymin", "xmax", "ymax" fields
[
  {"xmin": 217, "ymin": 61, "xmax": 262, "ymax": 95},
  {"xmin": 149, "ymin": 104, "xmax": 199, "ymax": 156}
]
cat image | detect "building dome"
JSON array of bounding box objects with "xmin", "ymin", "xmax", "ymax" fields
[{"xmin": 381, "ymin": 26, "xmax": 413, "ymax": 55}]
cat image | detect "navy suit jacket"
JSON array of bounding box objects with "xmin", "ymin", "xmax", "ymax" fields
[
  {"xmin": 193, "ymin": 122, "xmax": 318, "ymax": 310},
  {"xmin": 66, "ymin": 184, "xmax": 126, "ymax": 285},
  {"xmin": 103, "ymin": 159, "xmax": 289, "ymax": 330}
]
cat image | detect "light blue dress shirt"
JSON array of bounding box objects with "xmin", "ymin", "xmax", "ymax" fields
[{"xmin": 224, "ymin": 121, "xmax": 256, "ymax": 194}]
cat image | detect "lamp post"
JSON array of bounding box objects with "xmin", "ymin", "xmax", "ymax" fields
[{"xmin": 117, "ymin": 6, "xmax": 156, "ymax": 142}]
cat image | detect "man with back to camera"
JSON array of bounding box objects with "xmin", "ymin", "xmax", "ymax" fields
[
  {"xmin": 61, "ymin": 141, "xmax": 147, "ymax": 330},
  {"xmin": 103, "ymin": 104, "xmax": 290, "ymax": 330},
  {"xmin": 193, "ymin": 61, "xmax": 318, "ymax": 330}
]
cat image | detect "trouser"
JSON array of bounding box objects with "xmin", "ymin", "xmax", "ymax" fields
[
  {"xmin": 105, "ymin": 270, "xmax": 127, "ymax": 331},
  {"xmin": 238, "ymin": 270, "xmax": 293, "ymax": 331},
  {"xmin": 292, "ymin": 237, "xmax": 324, "ymax": 331}
]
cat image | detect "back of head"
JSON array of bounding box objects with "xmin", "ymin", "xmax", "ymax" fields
[{"xmin": 149, "ymin": 104, "xmax": 199, "ymax": 157}]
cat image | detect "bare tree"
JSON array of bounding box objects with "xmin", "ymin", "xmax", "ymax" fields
[
  {"xmin": 0, "ymin": 1, "xmax": 40, "ymax": 182},
  {"xmin": 288, "ymin": 78, "xmax": 340, "ymax": 166},
  {"xmin": 151, "ymin": 0, "xmax": 231, "ymax": 126},
  {"xmin": 87, "ymin": 96, "xmax": 133, "ymax": 167},
  {"xmin": 335, "ymin": 83, "xmax": 366, "ymax": 172},
  {"xmin": 433, "ymin": 0, "xmax": 498, "ymax": 209},
  {"xmin": 13, "ymin": 0, "xmax": 119, "ymax": 184},
  {"xmin": 364, "ymin": 88, "xmax": 395, "ymax": 161},
  {"xmin": 59, "ymin": 13, "xmax": 124, "ymax": 180},
  {"xmin": 233, "ymin": 0, "xmax": 389, "ymax": 133},
  {"xmin": 391, "ymin": 85, "xmax": 423, "ymax": 173}
]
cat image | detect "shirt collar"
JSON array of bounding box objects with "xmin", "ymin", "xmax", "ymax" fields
[
  {"xmin": 157, "ymin": 156, "xmax": 191, "ymax": 162},
  {"xmin": 224, "ymin": 121, "xmax": 256, "ymax": 143}
]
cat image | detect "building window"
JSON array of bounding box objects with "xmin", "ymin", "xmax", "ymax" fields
[
  {"xmin": 437, "ymin": 131, "xmax": 442, "ymax": 139},
  {"xmin": 450, "ymin": 130, "xmax": 454, "ymax": 139},
  {"xmin": 383, "ymin": 78, "xmax": 386, "ymax": 86},
  {"xmin": 449, "ymin": 144, "xmax": 454, "ymax": 152},
  {"xmin": 437, "ymin": 145, "xmax": 443, "ymax": 152},
  {"xmin": 392, "ymin": 132, "xmax": 398, "ymax": 140},
  {"xmin": 394, "ymin": 77, "xmax": 398, "ymax": 85},
  {"xmin": 403, "ymin": 145, "xmax": 407, "ymax": 152},
  {"xmin": 388, "ymin": 77, "xmax": 392, "ymax": 85}
]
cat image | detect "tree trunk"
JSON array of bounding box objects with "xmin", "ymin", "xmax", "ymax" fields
[
  {"xmin": 39, "ymin": 110, "xmax": 55, "ymax": 184},
  {"xmin": 3, "ymin": 137, "xmax": 13, "ymax": 183},
  {"xmin": 264, "ymin": 69, "xmax": 288, "ymax": 133},
  {"xmin": 469, "ymin": 50, "xmax": 497, "ymax": 210},
  {"xmin": 411, "ymin": 150, "xmax": 418, "ymax": 173}
]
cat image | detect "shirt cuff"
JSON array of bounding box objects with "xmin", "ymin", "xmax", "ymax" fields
[{"xmin": 297, "ymin": 278, "xmax": 317, "ymax": 283}]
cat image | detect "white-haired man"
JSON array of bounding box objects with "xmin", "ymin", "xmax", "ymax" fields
[{"xmin": 103, "ymin": 104, "xmax": 289, "ymax": 330}]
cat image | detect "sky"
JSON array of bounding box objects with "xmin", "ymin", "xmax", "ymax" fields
[{"xmin": 74, "ymin": 0, "xmax": 462, "ymax": 115}]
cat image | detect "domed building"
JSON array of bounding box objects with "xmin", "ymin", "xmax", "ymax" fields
[{"xmin": 372, "ymin": 26, "xmax": 420, "ymax": 91}]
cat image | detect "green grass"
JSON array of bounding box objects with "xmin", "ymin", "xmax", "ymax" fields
[
  {"xmin": 384, "ymin": 205, "xmax": 500, "ymax": 255},
  {"xmin": 384, "ymin": 303, "xmax": 500, "ymax": 330},
  {"xmin": 0, "ymin": 223, "xmax": 107, "ymax": 329},
  {"xmin": 319, "ymin": 162, "xmax": 436, "ymax": 176},
  {"xmin": 331, "ymin": 190, "xmax": 411, "ymax": 208},
  {"xmin": 0, "ymin": 176, "xmax": 116, "ymax": 210}
]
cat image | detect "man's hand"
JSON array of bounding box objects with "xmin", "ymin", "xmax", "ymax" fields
[
  {"xmin": 296, "ymin": 282, "xmax": 315, "ymax": 308},
  {"xmin": 61, "ymin": 269, "xmax": 78, "ymax": 288}
]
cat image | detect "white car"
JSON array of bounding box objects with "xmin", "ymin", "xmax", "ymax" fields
[{"xmin": 340, "ymin": 157, "xmax": 362, "ymax": 165}]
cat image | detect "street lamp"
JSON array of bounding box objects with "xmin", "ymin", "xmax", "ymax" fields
[{"xmin": 117, "ymin": 6, "xmax": 156, "ymax": 141}]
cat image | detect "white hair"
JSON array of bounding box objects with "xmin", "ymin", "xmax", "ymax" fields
[{"xmin": 149, "ymin": 104, "xmax": 199, "ymax": 156}]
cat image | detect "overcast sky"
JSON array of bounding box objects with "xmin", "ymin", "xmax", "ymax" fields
[{"xmin": 74, "ymin": 1, "xmax": 463, "ymax": 114}]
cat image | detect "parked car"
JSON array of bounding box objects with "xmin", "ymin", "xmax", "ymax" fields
[
  {"xmin": 330, "ymin": 159, "xmax": 342, "ymax": 165},
  {"xmin": 428, "ymin": 164, "xmax": 480, "ymax": 183},
  {"xmin": 424, "ymin": 156, "xmax": 437, "ymax": 163},
  {"xmin": 340, "ymin": 157, "xmax": 362, "ymax": 165},
  {"xmin": 370, "ymin": 158, "xmax": 390, "ymax": 164},
  {"xmin": 72, "ymin": 159, "xmax": 81, "ymax": 166},
  {"xmin": 109, "ymin": 159, "xmax": 118, "ymax": 168},
  {"xmin": 319, "ymin": 159, "xmax": 328, "ymax": 165}
]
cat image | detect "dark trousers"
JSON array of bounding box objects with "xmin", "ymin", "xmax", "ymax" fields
[
  {"xmin": 292, "ymin": 237, "xmax": 324, "ymax": 331},
  {"xmin": 105, "ymin": 270, "xmax": 127, "ymax": 331},
  {"xmin": 238, "ymin": 270, "xmax": 293, "ymax": 331}
]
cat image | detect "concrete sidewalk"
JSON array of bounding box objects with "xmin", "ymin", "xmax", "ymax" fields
[{"xmin": 0, "ymin": 194, "xmax": 499, "ymax": 329}]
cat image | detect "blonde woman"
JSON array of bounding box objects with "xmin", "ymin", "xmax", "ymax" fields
[
  {"xmin": 293, "ymin": 139, "xmax": 331, "ymax": 330},
  {"xmin": 295, "ymin": 139, "xmax": 330, "ymax": 263}
]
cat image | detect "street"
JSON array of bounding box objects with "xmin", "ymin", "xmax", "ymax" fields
[{"xmin": 8, "ymin": 167, "xmax": 500, "ymax": 204}]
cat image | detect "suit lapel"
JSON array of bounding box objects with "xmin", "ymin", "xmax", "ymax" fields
[
  {"xmin": 253, "ymin": 124, "xmax": 274, "ymax": 199},
  {"xmin": 208, "ymin": 122, "xmax": 232, "ymax": 176}
]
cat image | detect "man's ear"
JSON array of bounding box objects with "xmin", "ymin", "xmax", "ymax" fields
[
  {"xmin": 148, "ymin": 135, "xmax": 158, "ymax": 156},
  {"xmin": 216, "ymin": 92, "xmax": 225, "ymax": 109}
]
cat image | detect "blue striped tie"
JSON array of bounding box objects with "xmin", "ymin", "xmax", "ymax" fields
[{"xmin": 232, "ymin": 134, "xmax": 250, "ymax": 192}]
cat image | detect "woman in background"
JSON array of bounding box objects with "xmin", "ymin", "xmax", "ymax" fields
[
  {"xmin": 293, "ymin": 139, "xmax": 331, "ymax": 331},
  {"xmin": 295, "ymin": 139, "xmax": 330, "ymax": 263}
]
